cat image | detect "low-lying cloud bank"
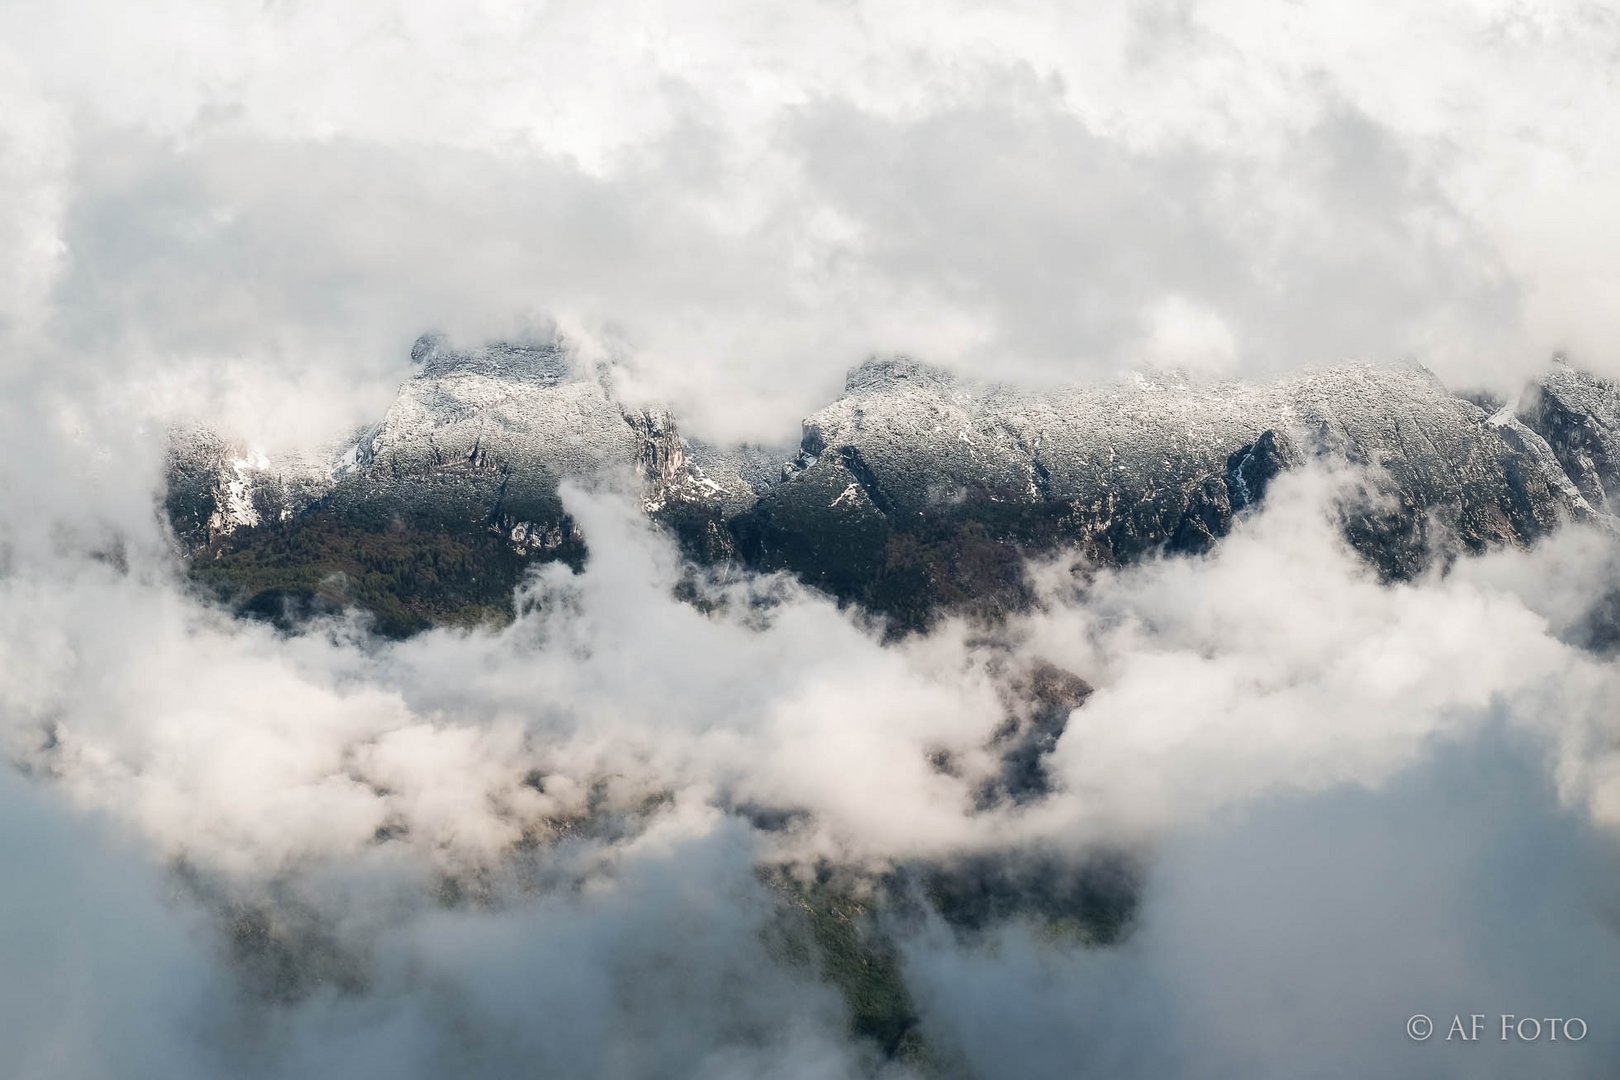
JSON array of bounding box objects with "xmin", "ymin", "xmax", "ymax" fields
[{"xmin": 2, "ymin": 460, "xmax": 1618, "ymax": 1077}]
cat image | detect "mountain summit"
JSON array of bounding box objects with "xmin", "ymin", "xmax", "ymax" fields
[{"xmin": 166, "ymin": 341, "xmax": 1618, "ymax": 635}]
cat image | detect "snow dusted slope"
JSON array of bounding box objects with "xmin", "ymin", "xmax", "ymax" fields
[
  {"xmin": 166, "ymin": 337, "xmax": 756, "ymax": 631},
  {"xmin": 733, "ymin": 359, "xmax": 1596, "ymax": 622},
  {"xmin": 1518, "ymin": 363, "xmax": 1620, "ymax": 514},
  {"xmin": 333, "ymin": 337, "xmax": 643, "ymax": 556},
  {"xmin": 166, "ymin": 341, "xmax": 1614, "ymax": 633},
  {"xmin": 350, "ymin": 337, "xmax": 761, "ymax": 550},
  {"xmin": 165, "ymin": 426, "xmax": 343, "ymax": 549},
  {"xmin": 363, "ymin": 338, "xmax": 634, "ymax": 489}
]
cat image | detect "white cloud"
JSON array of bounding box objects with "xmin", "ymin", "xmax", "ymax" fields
[
  {"xmin": 0, "ymin": 462, "xmax": 1617, "ymax": 1073},
  {"xmin": 3, "ymin": 3, "xmax": 1620, "ymax": 1074},
  {"xmin": 1, "ymin": 1, "xmax": 1616, "ymax": 445}
]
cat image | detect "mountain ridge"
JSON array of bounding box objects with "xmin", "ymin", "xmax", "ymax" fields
[{"xmin": 165, "ymin": 340, "xmax": 1619, "ymax": 634}]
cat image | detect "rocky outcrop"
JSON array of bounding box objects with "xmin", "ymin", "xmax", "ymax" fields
[
  {"xmin": 164, "ymin": 338, "xmax": 1616, "ymax": 634},
  {"xmin": 1517, "ymin": 364, "xmax": 1620, "ymax": 514},
  {"xmin": 165, "ymin": 426, "xmax": 332, "ymax": 548},
  {"xmin": 733, "ymin": 360, "xmax": 1596, "ymax": 623}
]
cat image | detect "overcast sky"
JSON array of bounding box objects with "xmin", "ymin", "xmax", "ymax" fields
[{"xmin": 3, "ymin": 0, "xmax": 1620, "ymax": 446}]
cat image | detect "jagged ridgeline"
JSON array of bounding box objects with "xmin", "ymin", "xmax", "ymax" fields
[
  {"xmin": 158, "ymin": 340, "xmax": 1620, "ymax": 1063},
  {"xmin": 166, "ymin": 335, "xmax": 1620, "ymax": 635}
]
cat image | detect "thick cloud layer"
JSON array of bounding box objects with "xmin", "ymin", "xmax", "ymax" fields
[
  {"xmin": 3, "ymin": 1, "xmax": 1620, "ymax": 444},
  {"xmin": 4, "ymin": 3, "xmax": 1620, "ymax": 1077},
  {"xmin": 905, "ymin": 732, "xmax": 1620, "ymax": 1080},
  {"xmin": 3, "ymin": 466, "xmax": 1620, "ymax": 1077}
]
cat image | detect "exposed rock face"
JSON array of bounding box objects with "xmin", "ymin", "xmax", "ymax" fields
[
  {"xmin": 165, "ymin": 426, "xmax": 333, "ymax": 548},
  {"xmin": 1517, "ymin": 364, "xmax": 1620, "ymax": 514},
  {"xmin": 981, "ymin": 659, "xmax": 1095, "ymax": 807},
  {"xmin": 167, "ymin": 338, "xmax": 760, "ymax": 633},
  {"xmin": 165, "ymin": 338, "xmax": 1616, "ymax": 634},
  {"xmin": 734, "ymin": 360, "xmax": 1596, "ymax": 623},
  {"xmin": 365, "ymin": 339, "xmax": 635, "ymax": 487}
]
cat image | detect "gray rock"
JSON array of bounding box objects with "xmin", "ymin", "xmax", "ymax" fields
[
  {"xmin": 164, "ymin": 342, "xmax": 1617, "ymax": 633},
  {"xmin": 736, "ymin": 360, "xmax": 1597, "ymax": 622},
  {"xmin": 1517, "ymin": 363, "xmax": 1620, "ymax": 513}
]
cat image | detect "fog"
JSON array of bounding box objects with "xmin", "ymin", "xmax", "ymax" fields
[
  {"xmin": 3, "ymin": 2, "xmax": 1620, "ymax": 1077},
  {"xmin": 2, "ymin": 465, "xmax": 1618, "ymax": 1076}
]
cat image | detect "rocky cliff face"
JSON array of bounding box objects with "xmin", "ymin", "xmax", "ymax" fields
[
  {"xmin": 166, "ymin": 338, "xmax": 1617, "ymax": 634},
  {"xmin": 1517, "ymin": 364, "xmax": 1620, "ymax": 514},
  {"xmin": 734, "ymin": 360, "xmax": 1597, "ymax": 623}
]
